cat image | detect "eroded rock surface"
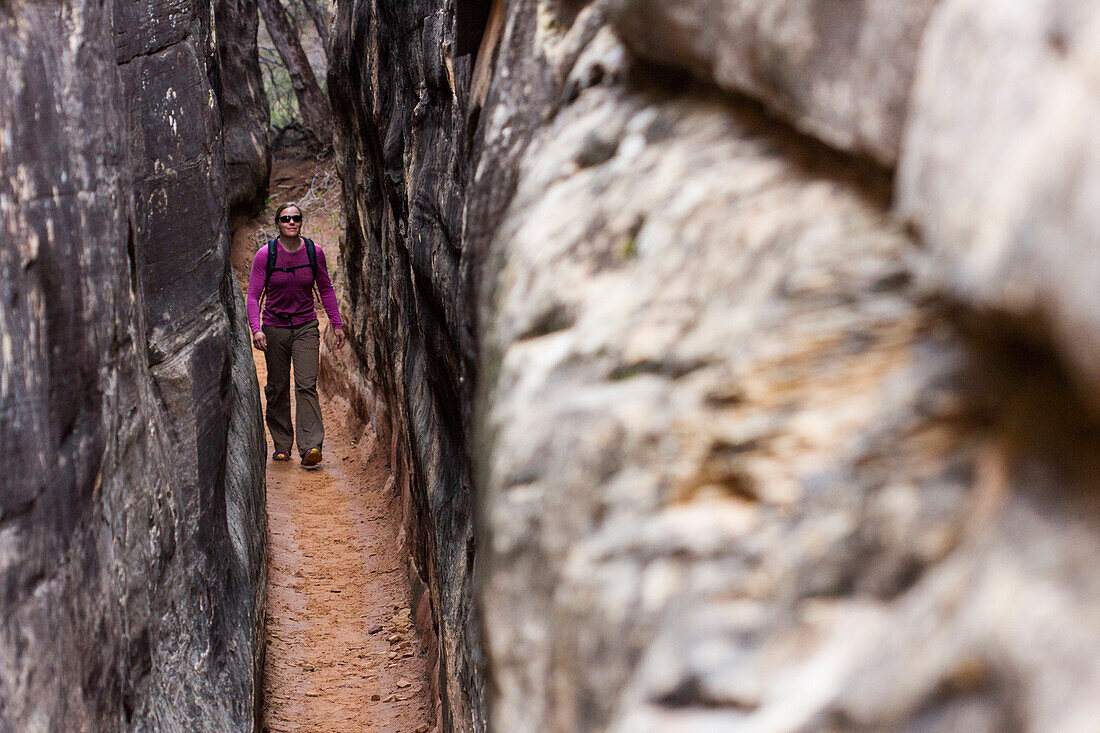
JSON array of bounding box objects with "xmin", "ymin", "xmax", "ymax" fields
[
  {"xmin": 897, "ymin": 0, "xmax": 1100, "ymax": 407},
  {"xmin": 217, "ymin": 0, "xmax": 272, "ymax": 215},
  {"xmin": 0, "ymin": 0, "xmax": 265, "ymax": 729},
  {"xmin": 477, "ymin": 43, "xmax": 1100, "ymax": 733},
  {"xmin": 611, "ymin": 0, "xmax": 940, "ymax": 165},
  {"xmin": 327, "ymin": 1, "xmax": 1100, "ymax": 731}
]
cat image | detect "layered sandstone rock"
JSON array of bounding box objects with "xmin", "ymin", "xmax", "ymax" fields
[
  {"xmin": 330, "ymin": 1, "xmax": 1100, "ymax": 731},
  {"xmin": 0, "ymin": 0, "xmax": 265, "ymax": 729},
  {"xmin": 327, "ymin": 0, "xmax": 485, "ymax": 729},
  {"xmin": 217, "ymin": 0, "xmax": 272, "ymax": 215}
]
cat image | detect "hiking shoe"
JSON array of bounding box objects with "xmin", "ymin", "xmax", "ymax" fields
[
  {"xmin": 273, "ymin": 451, "xmax": 291, "ymax": 462},
  {"xmin": 301, "ymin": 448, "xmax": 322, "ymax": 467}
]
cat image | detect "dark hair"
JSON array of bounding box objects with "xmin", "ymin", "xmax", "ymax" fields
[{"xmin": 274, "ymin": 202, "xmax": 302, "ymax": 222}]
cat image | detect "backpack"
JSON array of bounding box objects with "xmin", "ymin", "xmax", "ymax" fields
[{"xmin": 260, "ymin": 237, "xmax": 319, "ymax": 323}]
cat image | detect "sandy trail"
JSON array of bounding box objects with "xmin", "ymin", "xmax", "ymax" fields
[
  {"xmin": 232, "ymin": 157, "xmax": 433, "ymax": 732},
  {"xmin": 257, "ymin": 358, "xmax": 432, "ymax": 733}
]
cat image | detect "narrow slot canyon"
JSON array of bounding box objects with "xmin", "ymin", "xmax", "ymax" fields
[
  {"xmin": 229, "ymin": 155, "xmax": 434, "ymax": 732},
  {"xmin": 5, "ymin": 0, "xmax": 1100, "ymax": 731}
]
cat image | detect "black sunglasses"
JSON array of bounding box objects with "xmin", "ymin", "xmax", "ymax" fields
[{"xmin": 278, "ymin": 214, "xmax": 302, "ymax": 223}]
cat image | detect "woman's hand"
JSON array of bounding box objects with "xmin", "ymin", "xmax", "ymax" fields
[
  {"xmin": 253, "ymin": 330, "xmax": 267, "ymax": 352},
  {"xmin": 333, "ymin": 326, "xmax": 345, "ymax": 350}
]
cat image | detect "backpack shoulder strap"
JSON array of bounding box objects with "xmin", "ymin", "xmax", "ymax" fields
[
  {"xmin": 262, "ymin": 238, "xmax": 278, "ymax": 298},
  {"xmin": 304, "ymin": 239, "xmax": 319, "ymax": 299},
  {"xmin": 305, "ymin": 238, "xmax": 318, "ymax": 284}
]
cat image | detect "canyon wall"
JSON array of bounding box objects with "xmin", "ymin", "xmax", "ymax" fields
[
  {"xmin": 216, "ymin": 0, "xmax": 273, "ymax": 215},
  {"xmin": 331, "ymin": 0, "xmax": 1100, "ymax": 731},
  {"xmin": 327, "ymin": 1, "xmax": 484, "ymax": 728},
  {"xmin": 0, "ymin": 0, "xmax": 265, "ymax": 729}
]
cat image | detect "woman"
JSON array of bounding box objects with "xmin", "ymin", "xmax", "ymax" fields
[{"xmin": 247, "ymin": 203, "xmax": 345, "ymax": 466}]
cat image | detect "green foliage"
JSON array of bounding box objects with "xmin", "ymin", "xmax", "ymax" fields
[
  {"xmin": 258, "ymin": 0, "xmax": 330, "ymax": 131},
  {"xmin": 259, "ymin": 47, "xmax": 301, "ymax": 129}
]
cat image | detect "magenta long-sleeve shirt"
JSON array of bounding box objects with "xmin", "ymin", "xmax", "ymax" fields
[{"xmin": 246, "ymin": 239, "xmax": 343, "ymax": 333}]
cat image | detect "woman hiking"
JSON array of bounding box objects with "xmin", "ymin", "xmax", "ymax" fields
[{"xmin": 247, "ymin": 203, "xmax": 345, "ymax": 467}]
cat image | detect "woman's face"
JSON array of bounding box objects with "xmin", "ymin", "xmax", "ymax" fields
[{"xmin": 277, "ymin": 206, "xmax": 302, "ymax": 238}]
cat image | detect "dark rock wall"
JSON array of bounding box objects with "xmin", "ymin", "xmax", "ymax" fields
[
  {"xmin": 332, "ymin": 0, "xmax": 1100, "ymax": 731},
  {"xmin": 327, "ymin": 1, "xmax": 485, "ymax": 728},
  {"xmin": 217, "ymin": 0, "xmax": 273, "ymax": 215},
  {"xmin": 0, "ymin": 0, "xmax": 265, "ymax": 729}
]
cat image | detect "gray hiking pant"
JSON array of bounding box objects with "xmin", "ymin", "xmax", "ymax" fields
[{"xmin": 263, "ymin": 319, "xmax": 323, "ymax": 457}]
